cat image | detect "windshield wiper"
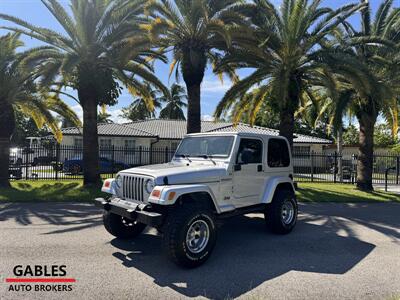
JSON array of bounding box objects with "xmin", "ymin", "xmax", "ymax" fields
[
  {"xmin": 176, "ymin": 154, "xmax": 192, "ymax": 163},
  {"xmin": 200, "ymin": 155, "xmax": 216, "ymax": 165}
]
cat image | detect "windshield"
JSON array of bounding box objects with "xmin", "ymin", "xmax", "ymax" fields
[{"xmin": 175, "ymin": 136, "xmax": 234, "ymax": 158}]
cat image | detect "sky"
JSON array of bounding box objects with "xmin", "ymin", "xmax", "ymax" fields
[{"xmin": 0, "ymin": 0, "xmax": 387, "ymax": 123}]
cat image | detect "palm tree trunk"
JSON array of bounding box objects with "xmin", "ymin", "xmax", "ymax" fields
[
  {"xmin": 79, "ymin": 90, "xmax": 101, "ymax": 186},
  {"xmin": 0, "ymin": 102, "xmax": 15, "ymax": 188},
  {"xmin": 181, "ymin": 50, "xmax": 206, "ymax": 134},
  {"xmin": 356, "ymin": 115, "xmax": 375, "ymax": 191},
  {"xmin": 279, "ymin": 76, "xmax": 300, "ymax": 148},
  {"xmin": 279, "ymin": 106, "xmax": 295, "ymax": 148},
  {"xmin": 186, "ymin": 84, "xmax": 201, "ymax": 133}
]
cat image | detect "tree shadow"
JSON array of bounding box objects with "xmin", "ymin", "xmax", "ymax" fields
[
  {"xmin": 0, "ymin": 202, "xmax": 102, "ymax": 233},
  {"xmin": 110, "ymin": 210, "xmax": 377, "ymax": 299},
  {"xmin": 300, "ymin": 202, "xmax": 400, "ymax": 242}
]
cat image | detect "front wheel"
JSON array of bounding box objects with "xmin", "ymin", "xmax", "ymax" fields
[
  {"xmin": 265, "ymin": 189, "xmax": 298, "ymax": 234},
  {"xmin": 103, "ymin": 211, "xmax": 146, "ymax": 239},
  {"xmin": 162, "ymin": 205, "xmax": 217, "ymax": 268}
]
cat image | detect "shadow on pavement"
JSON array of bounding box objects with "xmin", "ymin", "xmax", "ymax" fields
[
  {"xmin": 111, "ymin": 212, "xmax": 376, "ymax": 299},
  {"xmin": 301, "ymin": 203, "xmax": 400, "ymax": 241},
  {"xmin": 0, "ymin": 203, "xmax": 102, "ymax": 233}
]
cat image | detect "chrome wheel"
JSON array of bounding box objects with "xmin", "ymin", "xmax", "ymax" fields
[
  {"xmin": 186, "ymin": 220, "xmax": 210, "ymax": 253},
  {"xmin": 121, "ymin": 217, "xmax": 135, "ymax": 227},
  {"xmin": 281, "ymin": 200, "xmax": 295, "ymax": 225}
]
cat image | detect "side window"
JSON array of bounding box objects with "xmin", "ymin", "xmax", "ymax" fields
[
  {"xmin": 236, "ymin": 138, "xmax": 263, "ymax": 164},
  {"xmin": 268, "ymin": 138, "xmax": 290, "ymax": 167}
]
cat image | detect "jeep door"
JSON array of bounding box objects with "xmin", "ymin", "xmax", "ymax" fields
[{"xmin": 232, "ymin": 137, "xmax": 265, "ymax": 207}]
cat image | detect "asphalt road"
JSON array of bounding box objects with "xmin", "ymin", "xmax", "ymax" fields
[{"xmin": 0, "ymin": 202, "xmax": 399, "ymax": 300}]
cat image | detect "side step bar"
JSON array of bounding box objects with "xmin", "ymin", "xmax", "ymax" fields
[{"xmin": 217, "ymin": 204, "xmax": 267, "ymax": 219}]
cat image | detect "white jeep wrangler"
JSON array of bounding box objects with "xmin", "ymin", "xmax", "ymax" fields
[{"xmin": 95, "ymin": 132, "xmax": 297, "ymax": 268}]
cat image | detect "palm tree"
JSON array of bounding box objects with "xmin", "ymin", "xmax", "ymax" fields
[
  {"xmin": 214, "ymin": 0, "xmax": 365, "ymax": 147},
  {"xmin": 329, "ymin": 0, "xmax": 400, "ymax": 190},
  {"xmin": 0, "ymin": 33, "xmax": 80, "ymax": 187},
  {"xmin": 121, "ymin": 85, "xmax": 162, "ymax": 121},
  {"xmin": 98, "ymin": 105, "xmax": 114, "ymax": 124},
  {"xmin": 1, "ymin": 0, "xmax": 169, "ymax": 185},
  {"xmin": 144, "ymin": 0, "xmax": 248, "ymax": 133},
  {"xmin": 297, "ymin": 88, "xmax": 354, "ymax": 182},
  {"xmin": 159, "ymin": 83, "xmax": 187, "ymax": 120}
]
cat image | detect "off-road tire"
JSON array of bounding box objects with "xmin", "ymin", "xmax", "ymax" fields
[
  {"xmin": 265, "ymin": 189, "xmax": 297, "ymax": 234},
  {"xmin": 162, "ymin": 204, "xmax": 217, "ymax": 268},
  {"xmin": 103, "ymin": 211, "xmax": 146, "ymax": 239}
]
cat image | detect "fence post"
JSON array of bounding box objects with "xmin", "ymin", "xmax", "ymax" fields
[
  {"xmin": 55, "ymin": 143, "xmax": 60, "ymax": 181},
  {"xmin": 165, "ymin": 147, "xmax": 169, "ymax": 163},
  {"xmin": 24, "ymin": 147, "xmax": 29, "ymax": 180},
  {"xmin": 396, "ymin": 156, "xmax": 399, "ymax": 185},
  {"xmin": 352, "ymin": 154, "xmax": 357, "ymax": 185},
  {"xmin": 111, "ymin": 145, "xmax": 115, "ymax": 178},
  {"xmin": 310, "ymin": 151, "xmax": 314, "ymax": 182},
  {"xmin": 139, "ymin": 146, "xmax": 142, "ymax": 166},
  {"xmin": 149, "ymin": 146, "xmax": 153, "ymax": 164},
  {"xmin": 334, "ymin": 151, "xmax": 337, "ymax": 183}
]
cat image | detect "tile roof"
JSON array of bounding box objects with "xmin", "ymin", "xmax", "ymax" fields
[
  {"xmin": 62, "ymin": 123, "xmax": 155, "ymax": 137},
  {"xmin": 209, "ymin": 123, "xmax": 332, "ymax": 144},
  {"xmin": 61, "ymin": 119, "xmax": 332, "ymax": 144},
  {"xmin": 125, "ymin": 119, "xmax": 229, "ymax": 139}
]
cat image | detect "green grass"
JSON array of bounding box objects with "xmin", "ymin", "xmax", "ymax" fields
[
  {"xmin": 0, "ymin": 181, "xmax": 106, "ymax": 203},
  {"xmin": 297, "ymin": 183, "xmax": 400, "ymax": 203},
  {"xmin": 0, "ymin": 180, "xmax": 398, "ymax": 203}
]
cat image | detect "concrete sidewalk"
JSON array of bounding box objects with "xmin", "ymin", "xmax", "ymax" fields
[{"xmin": 374, "ymin": 184, "xmax": 400, "ymax": 194}]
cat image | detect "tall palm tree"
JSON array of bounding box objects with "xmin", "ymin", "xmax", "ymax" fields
[
  {"xmin": 144, "ymin": 0, "xmax": 248, "ymax": 133},
  {"xmin": 330, "ymin": 0, "xmax": 400, "ymax": 190},
  {"xmin": 159, "ymin": 83, "xmax": 187, "ymax": 120},
  {"xmin": 214, "ymin": 0, "xmax": 365, "ymax": 147},
  {"xmin": 98, "ymin": 105, "xmax": 114, "ymax": 124},
  {"xmin": 121, "ymin": 85, "xmax": 162, "ymax": 121},
  {"xmin": 0, "ymin": 33, "xmax": 80, "ymax": 187},
  {"xmin": 1, "ymin": 0, "xmax": 169, "ymax": 185}
]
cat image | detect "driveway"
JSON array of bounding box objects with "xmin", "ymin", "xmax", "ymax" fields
[{"xmin": 0, "ymin": 202, "xmax": 399, "ymax": 300}]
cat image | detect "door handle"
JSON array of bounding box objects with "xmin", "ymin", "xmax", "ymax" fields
[{"xmin": 257, "ymin": 165, "xmax": 263, "ymax": 172}]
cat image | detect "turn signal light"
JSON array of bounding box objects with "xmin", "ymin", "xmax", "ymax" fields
[
  {"xmin": 104, "ymin": 180, "xmax": 111, "ymax": 188},
  {"xmin": 168, "ymin": 192, "xmax": 176, "ymax": 201}
]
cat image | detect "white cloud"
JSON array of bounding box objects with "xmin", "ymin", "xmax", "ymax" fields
[
  {"xmin": 68, "ymin": 105, "xmax": 129, "ymax": 124},
  {"xmin": 108, "ymin": 109, "xmax": 130, "ymax": 123},
  {"xmin": 201, "ymin": 76, "xmax": 233, "ymax": 94},
  {"xmin": 201, "ymin": 115, "xmax": 215, "ymax": 122},
  {"xmin": 71, "ymin": 104, "xmax": 83, "ymax": 121}
]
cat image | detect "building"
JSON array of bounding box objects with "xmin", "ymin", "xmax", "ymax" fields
[
  {"xmin": 54, "ymin": 119, "xmax": 331, "ymax": 166},
  {"xmin": 59, "ymin": 119, "xmax": 332, "ymax": 151}
]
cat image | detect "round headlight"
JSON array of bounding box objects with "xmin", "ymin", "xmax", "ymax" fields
[
  {"xmin": 115, "ymin": 175, "xmax": 123, "ymax": 188},
  {"xmin": 145, "ymin": 179, "xmax": 155, "ymax": 194}
]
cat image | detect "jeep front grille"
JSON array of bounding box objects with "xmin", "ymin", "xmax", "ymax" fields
[{"xmin": 122, "ymin": 175, "xmax": 145, "ymax": 202}]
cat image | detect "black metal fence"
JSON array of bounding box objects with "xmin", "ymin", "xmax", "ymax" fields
[
  {"xmin": 8, "ymin": 145, "xmax": 176, "ymax": 181},
  {"xmin": 8, "ymin": 145, "xmax": 400, "ymax": 185},
  {"xmin": 293, "ymin": 151, "xmax": 400, "ymax": 185}
]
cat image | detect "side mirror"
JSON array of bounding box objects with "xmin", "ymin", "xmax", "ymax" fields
[{"xmin": 234, "ymin": 164, "xmax": 242, "ymax": 171}]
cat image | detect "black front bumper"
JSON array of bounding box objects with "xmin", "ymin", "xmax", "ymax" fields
[{"xmin": 94, "ymin": 198, "xmax": 163, "ymax": 226}]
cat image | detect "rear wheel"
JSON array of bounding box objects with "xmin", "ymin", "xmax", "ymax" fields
[
  {"xmin": 162, "ymin": 204, "xmax": 217, "ymax": 268},
  {"xmin": 265, "ymin": 189, "xmax": 297, "ymax": 234},
  {"xmin": 103, "ymin": 211, "xmax": 146, "ymax": 239}
]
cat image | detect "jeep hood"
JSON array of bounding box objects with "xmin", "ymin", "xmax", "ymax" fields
[{"xmin": 120, "ymin": 162, "xmax": 228, "ymax": 185}]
